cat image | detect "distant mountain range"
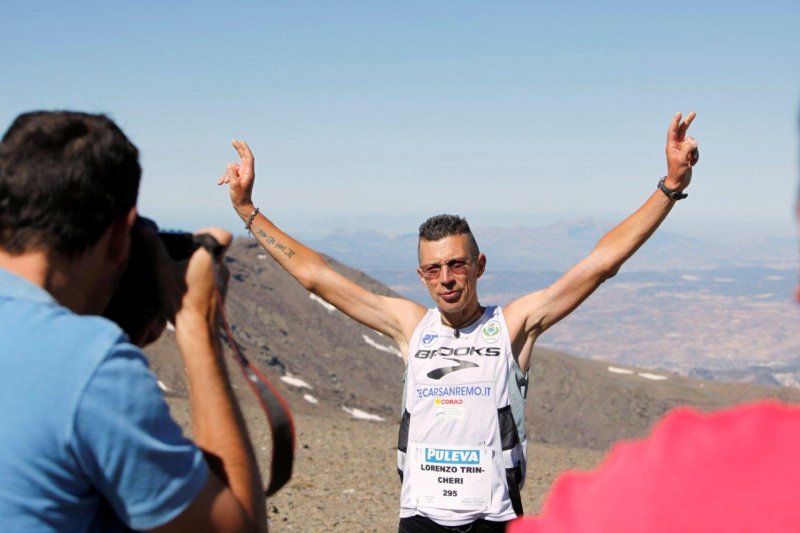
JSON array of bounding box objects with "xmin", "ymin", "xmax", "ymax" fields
[
  {"xmin": 306, "ymin": 217, "xmax": 797, "ymax": 274},
  {"xmin": 144, "ymin": 237, "xmax": 800, "ymax": 451},
  {"xmin": 303, "ymin": 218, "xmax": 800, "ymax": 386}
]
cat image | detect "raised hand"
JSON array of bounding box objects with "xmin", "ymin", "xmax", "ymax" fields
[
  {"xmin": 217, "ymin": 139, "xmax": 256, "ymax": 214},
  {"xmin": 665, "ymin": 112, "xmax": 699, "ymax": 191}
]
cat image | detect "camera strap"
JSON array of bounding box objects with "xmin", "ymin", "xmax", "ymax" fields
[{"xmin": 213, "ymin": 280, "xmax": 296, "ymax": 498}]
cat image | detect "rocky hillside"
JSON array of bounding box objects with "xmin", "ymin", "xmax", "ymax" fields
[{"xmin": 144, "ymin": 237, "xmax": 800, "ymax": 451}]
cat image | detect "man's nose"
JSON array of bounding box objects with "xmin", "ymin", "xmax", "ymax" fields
[{"xmin": 439, "ymin": 264, "xmax": 455, "ymax": 283}]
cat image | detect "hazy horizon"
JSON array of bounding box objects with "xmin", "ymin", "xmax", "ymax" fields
[{"xmin": 159, "ymin": 208, "xmax": 798, "ymax": 244}]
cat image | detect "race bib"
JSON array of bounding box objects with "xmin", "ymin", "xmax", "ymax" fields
[{"xmin": 410, "ymin": 443, "xmax": 492, "ymax": 510}]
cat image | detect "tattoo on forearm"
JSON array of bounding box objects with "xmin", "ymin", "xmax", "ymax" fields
[
  {"xmin": 274, "ymin": 242, "xmax": 295, "ymax": 257},
  {"xmin": 256, "ymin": 229, "xmax": 295, "ymax": 258}
]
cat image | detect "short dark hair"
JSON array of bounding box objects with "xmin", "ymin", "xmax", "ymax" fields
[
  {"xmin": 0, "ymin": 111, "xmax": 141, "ymax": 257},
  {"xmin": 417, "ymin": 214, "xmax": 480, "ymax": 261}
]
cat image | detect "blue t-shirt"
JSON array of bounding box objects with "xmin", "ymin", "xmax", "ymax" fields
[{"xmin": 0, "ymin": 268, "xmax": 208, "ymax": 532}]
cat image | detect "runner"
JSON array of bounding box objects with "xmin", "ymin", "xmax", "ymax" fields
[{"xmin": 218, "ymin": 112, "xmax": 699, "ymax": 531}]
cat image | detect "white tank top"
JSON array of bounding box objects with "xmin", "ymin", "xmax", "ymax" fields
[{"xmin": 397, "ymin": 306, "xmax": 528, "ymax": 526}]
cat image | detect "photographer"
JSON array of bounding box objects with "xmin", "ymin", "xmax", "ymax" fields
[{"xmin": 0, "ymin": 111, "xmax": 266, "ymax": 531}]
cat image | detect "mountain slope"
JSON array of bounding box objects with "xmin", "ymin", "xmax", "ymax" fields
[{"xmin": 144, "ymin": 237, "xmax": 800, "ymax": 451}]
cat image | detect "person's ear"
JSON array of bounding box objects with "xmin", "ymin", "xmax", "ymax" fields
[
  {"xmin": 475, "ymin": 253, "xmax": 486, "ymax": 279},
  {"xmin": 107, "ymin": 207, "xmax": 137, "ymax": 265}
]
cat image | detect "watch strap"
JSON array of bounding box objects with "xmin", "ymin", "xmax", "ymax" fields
[{"xmin": 658, "ymin": 176, "xmax": 688, "ymax": 200}]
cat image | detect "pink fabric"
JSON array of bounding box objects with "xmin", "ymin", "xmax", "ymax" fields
[{"xmin": 510, "ymin": 401, "xmax": 800, "ymax": 533}]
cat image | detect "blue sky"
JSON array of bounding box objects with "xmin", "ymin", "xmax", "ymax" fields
[{"xmin": 2, "ymin": 1, "xmax": 799, "ymax": 240}]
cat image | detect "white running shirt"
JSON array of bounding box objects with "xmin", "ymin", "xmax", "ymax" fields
[{"xmin": 397, "ymin": 306, "xmax": 528, "ymax": 526}]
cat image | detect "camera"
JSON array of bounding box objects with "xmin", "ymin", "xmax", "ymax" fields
[{"xmin": 102, "ymin": 216, "xmax": 220, "ymax": 344}]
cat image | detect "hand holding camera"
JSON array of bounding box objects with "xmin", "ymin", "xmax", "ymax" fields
[
  {"xmin": 103, "ymin": 216, "xmax": 231, "ymax": 346},
  {"xmin": 174, "ymin": 226, "xmax": 232, "ymax": 345}
]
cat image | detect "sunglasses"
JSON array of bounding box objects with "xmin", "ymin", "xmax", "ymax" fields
[{"xmin": 419, "ymin": 256, "xmax": 477, "ymax": 280}]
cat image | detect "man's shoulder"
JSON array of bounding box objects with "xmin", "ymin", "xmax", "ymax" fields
[
  {"xmin": 2, "ymin": 290, "xmax": 132, "ymax": 378},
  {"xmin": 1, "ymin": 268, "xmax": 126, "ymax": 342},
  {"xmin": 36, "ymin": 304, "xmax": 127, "ymax": 354}
]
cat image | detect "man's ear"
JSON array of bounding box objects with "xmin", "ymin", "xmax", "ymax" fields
[
  {"xmin": 417, "ymin": 267, "xmax": 427, "ymax": 285},
  {"xmin": 107, "ymin": 207, "xmax": 137, "ymax": 265},
  {"xmin": 475, "ymin": 253, "xmax": 486, "ymax": 279}
]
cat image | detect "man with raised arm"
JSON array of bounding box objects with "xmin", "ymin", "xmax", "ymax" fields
[
  {"xmin": 0, "ymin": 111, "xmax": 266, "ymax": 532},
  {"xmin": 219, "ymin": 112, "xmax": 699, "ymax": 532}
]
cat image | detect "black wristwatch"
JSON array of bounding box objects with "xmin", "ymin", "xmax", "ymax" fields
[{"xmin": 658, "ymin": 176, "xmax": 688, "ymax": 200}]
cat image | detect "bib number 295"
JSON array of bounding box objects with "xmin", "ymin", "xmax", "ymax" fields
[{"xmin": 442, "ymin": 490, "xmax": 458, "ymax": 497}]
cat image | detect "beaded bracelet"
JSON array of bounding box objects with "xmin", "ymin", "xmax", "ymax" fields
[{"xmin": 244, "ymin": 207, "xmax": 260, "ymax": 237}]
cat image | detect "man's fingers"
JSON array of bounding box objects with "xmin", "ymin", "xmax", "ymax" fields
[
  {"xmin": 239, "ymin": 140, "xmax": 254, "ymax": 161},
  {"xmin": 675, "ymin": 135, "xmax": 700, "ymax": 167},
  {"xmin": 220, "ymin": 163, "xmax": 238, "ymax": 184},
  {"xmin": 677, "ymin": 111, "xmax": 697, "ymax": 139},
  {"xmin": 667, "ymin": 112, "xmax": 682, "ymax": 142},
  {"xmin": 194, "ymin": 227, "xmax": 233, "ymax": 250},
  {"xmin": 232, "ymin": 139, "xmax": 254, "ymax": 163},
  {"xmin": 683, "ymin": 136, "xmax": 700, "ymax": 166},
  {"xmin": 683, "ymin": 136, "xmax": 698, "ymax": 154},
  {"xmin": 231, "ymin": 140, "xmax": 245, "ymax": 163},
  {"xmin": 668, "ymin": 111, "xmax": 697, "ymax": 143},
  {"xmin": 236, "ymin": 140, "xmax": 255, "ymax": 180}
]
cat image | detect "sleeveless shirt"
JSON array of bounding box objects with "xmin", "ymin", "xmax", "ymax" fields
[{"xmin": 397, "ymin": 306, "xmax": 528, "ymax": 526}]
